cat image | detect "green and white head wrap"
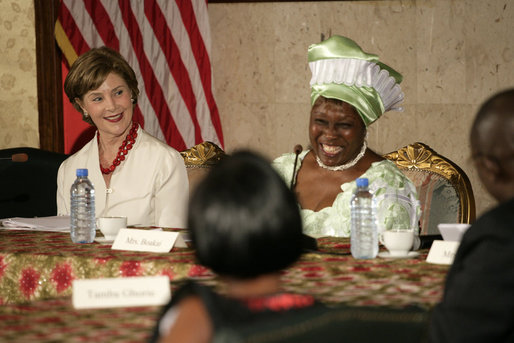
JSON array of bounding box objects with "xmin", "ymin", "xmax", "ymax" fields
[{"xmin": 308, "ymin": 35, "xmax": 404, "ymax": 126}]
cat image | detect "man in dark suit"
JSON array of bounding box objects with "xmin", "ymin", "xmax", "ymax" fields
[{"xmin": 430, "ymin": 88, "xmax": 514, "ymax": 342}]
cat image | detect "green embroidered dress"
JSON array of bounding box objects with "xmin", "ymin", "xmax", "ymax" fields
[{"xmin": 273, "ymin": 151, "xmax": 420, "ymax": 238}]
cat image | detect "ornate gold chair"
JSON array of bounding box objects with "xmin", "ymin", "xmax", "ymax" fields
[
  {"xmin": 180, "ymin": 141, "xmax": 226, "ymax": 194},
  {"xmin": 384, "ymin": 142, "xmax": 475, "ymax": 235}
]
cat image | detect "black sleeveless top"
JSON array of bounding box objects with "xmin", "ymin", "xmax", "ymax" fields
[{"xmin": 149, "ymin": 280, "xmax": 321, "ymax": 342}]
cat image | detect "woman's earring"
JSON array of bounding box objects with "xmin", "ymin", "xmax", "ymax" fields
[
  {"xmin": 131, "ymin": 98, "xmax": 136, "ymax": 104},
  {"xmin": 84, "ymin": 111, "xmax": 89, "ymax": 117}
]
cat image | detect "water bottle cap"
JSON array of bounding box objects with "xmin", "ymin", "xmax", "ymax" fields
[
  {"xmin": 76, "ymin": 168, "xmax": 88, "ymax": 177},
  {"xmin": 356, "ymin": 178, "xmax": 369, "ymax": 187}
]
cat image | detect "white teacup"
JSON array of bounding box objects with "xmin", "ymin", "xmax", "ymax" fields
[
  {"xmin": 380, "ymin": 230, "xmax": 414, "ymax": 256},
  {"xmin": 96, "ymin": 216, "xmax": 127, "ymax": 240}
]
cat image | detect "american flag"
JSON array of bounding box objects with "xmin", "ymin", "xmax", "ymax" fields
[{"xmin": 55, "ymin": 0, "xmax": 223, "ymax": 152}]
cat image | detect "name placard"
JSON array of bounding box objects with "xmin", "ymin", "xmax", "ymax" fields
[
  {"xmin": 426, "ymin": 240, "xmax": 460, "ymax": 265},
  {"xmin": 72, "ymin": 276, "xmax": 171, "ymax": 309},
  {"xmin": 112, "ymin": 228, "xmax": 187, "ymax": 253}
]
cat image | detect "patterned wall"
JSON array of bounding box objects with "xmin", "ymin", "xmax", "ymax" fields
[{"xmin": 0, "ymin": 1, "xmax": 39, "ymax": 148}]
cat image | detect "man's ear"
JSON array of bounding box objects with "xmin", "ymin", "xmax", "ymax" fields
[{"xmin": 480, "ymin": 156, "xmax": 501, "ymax": 182}]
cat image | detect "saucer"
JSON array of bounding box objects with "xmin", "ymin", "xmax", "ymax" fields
[
  {"xmin": 94, "ymin": 237, "xmax": 115, "ymax": 245},
  {"xmin": 378, "ymin": 251, "xmax": 420, "ymax": 259}
]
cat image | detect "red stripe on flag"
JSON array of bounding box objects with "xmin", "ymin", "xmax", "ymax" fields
[
  {"xmin": 176, "ymin": 0, "xmax": 224, "ymax": 146},
  {"xmin": 58, "ymin": 4, "xmax": 90, "ymax": 58},
  {"xmin": 118, "ymin": 0, "xmax": 187, "ymax": 151},
  {"xmin": 132, "ymin": 105, "xmax": 145, "ymax": 129},
  {"xmin": 83, "ymin": 1, "xmax": 120, "ymax": 51},
  {"xmin": 144, "ymin": 1, "xmax": 203, "ymax": 144}
]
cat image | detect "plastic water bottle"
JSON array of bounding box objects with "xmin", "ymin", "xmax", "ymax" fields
[
  {"xmin": 70, "ymin": 168, "xmax": 96, "ymax": 243},
  {"xmin": 350, "ymin": 178, "xmax": 378, "ymax": 259}
]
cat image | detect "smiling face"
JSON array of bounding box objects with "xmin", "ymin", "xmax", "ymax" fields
[
  {"xmin": 309, "ymin": 97, "xmax": 366, "ymax": 167},
  {"xmin": 77, "ymin": 72, "xmax": 134, "ymax": 140}
]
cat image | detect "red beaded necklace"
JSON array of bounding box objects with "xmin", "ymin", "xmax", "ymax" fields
[{"xmin": 97, "ymin": 122, "xmax": 139, "ymax": 175}]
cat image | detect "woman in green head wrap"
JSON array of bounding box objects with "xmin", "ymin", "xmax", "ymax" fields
[{"xmin": 273, "ymin": 36, "xmax": 420, "ymax": 246}]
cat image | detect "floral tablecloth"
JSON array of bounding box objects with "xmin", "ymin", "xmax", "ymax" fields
[
  {"xmin": 285, "ymin": 237, "xmax": 448, "ymax": 308},
  {"xmin": 0, "ymin": 229, "xmax": 212, "ymax": 304},
  {"xmin": 0, "ymin": 230, "xmax": 449, "ymax": 342},
  {"xmin": 0, "ymin": 298, "xmax": 160, "ymax": 342}
]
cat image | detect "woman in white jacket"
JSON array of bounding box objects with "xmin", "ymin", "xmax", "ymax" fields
[{"xmin": 57, "ymin": 47, "xmax": 188, "ymax": 228}]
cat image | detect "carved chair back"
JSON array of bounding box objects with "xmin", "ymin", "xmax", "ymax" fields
[{"xmin": 384, "ymin": 142, "xmax": 475, "ymax": 235}]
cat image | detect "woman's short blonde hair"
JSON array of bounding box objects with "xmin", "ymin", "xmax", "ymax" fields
[{"xmin": 63, "ymin": 46, "xmax": 140, "ymax": 125}]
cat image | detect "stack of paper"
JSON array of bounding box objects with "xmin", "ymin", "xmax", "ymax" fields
[{"xmin": 1, "ymin": 216, "xmax": 71, "ymax": 232}]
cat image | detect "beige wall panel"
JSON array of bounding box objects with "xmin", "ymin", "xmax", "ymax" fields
[
  {"xmin": 463, "ymin": 0, "xmax": 514, "ymax": 103},
  {"xmin": 271, "ymin": 2, "xmax": 319, "ymax": 104},
  {"xmin": 416, "ymin": 0, "xmax": 467, "ymax": 104},
  {"xmin": 0, "ymin": 0, "xmax": 38, "ymax": 149},
  {"xmin": 209, "ymin": 3, "xmax": 276, "ymax": 105}
]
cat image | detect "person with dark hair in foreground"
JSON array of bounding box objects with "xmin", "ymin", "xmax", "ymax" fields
[
  {"xmin": 151, "ymin": 151, "xmax": 316, "ymax": 343},
  {"xmin": 430, "ymin": 88, "xmax": 514, "ymax": 342}
]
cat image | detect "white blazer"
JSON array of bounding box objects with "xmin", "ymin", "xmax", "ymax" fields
[{"xmin": 57, "ymin": 127, "xmax": 189, "ymax": 228}]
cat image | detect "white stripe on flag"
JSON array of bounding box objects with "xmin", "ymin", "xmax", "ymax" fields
[
  {"xmin": 160, "ymin": 0, "xmax": 220, "ymax": 147},
  {"xmin": 192, "ymin": 0, "xmax": 212, "ymax": 53},
  {"xmin": 64, "ymin": 0, "xmax": 104, "ymax": 47},
  {"xmin": 133, "ymin": 0, "xmax": 196, "ymax": 148},
  {"xmin": 103, "ymin": 0, "xmax": 167, "ymax": 142}
]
